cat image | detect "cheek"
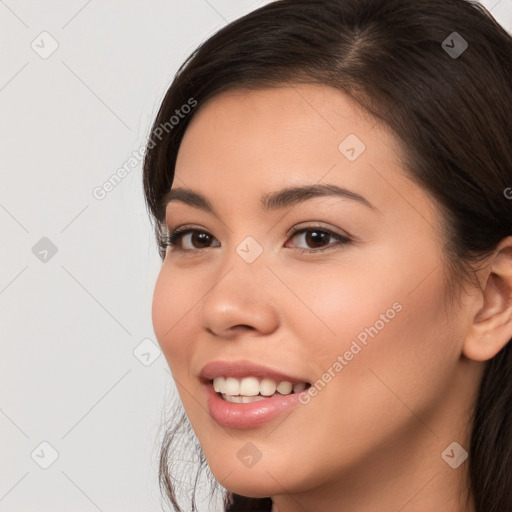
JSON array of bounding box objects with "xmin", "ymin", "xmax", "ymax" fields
[
  {"xmin": 309, "ymin": 268, "xmax": 457, "ymax": 433},
  {"xmin": 152, "ymin": 266, "xmax": 196, "ymax": 373},
  {"xmin": 281, "ymin": 254, "xmax": 458, "ymax": 420},
  {"xmin": 255, "ymin": 268, "xmax": 457, "ymax": 482},
  {"xmin": 274, "ymin": 257, "xmax": 407, "ymax": 359}
]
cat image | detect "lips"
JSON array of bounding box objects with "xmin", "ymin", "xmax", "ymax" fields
[
  {"xmin": 199, "ymin": 359, "xmax": 311, "ymax": 385},
  {"xmin": 198, "ymin": 360, "xmax": 312, "ymax": 428}
]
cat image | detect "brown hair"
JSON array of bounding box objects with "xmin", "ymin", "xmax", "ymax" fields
[{"xmin": 143, "ymin": 1, "xmax": 512, "ymax": 510}]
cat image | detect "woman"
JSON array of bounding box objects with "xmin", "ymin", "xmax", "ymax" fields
[{"xmin": 143, "ymin": 0, "xmax": 512, "ymax": 511}]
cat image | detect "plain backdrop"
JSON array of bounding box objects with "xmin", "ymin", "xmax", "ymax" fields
[{"xmin": 1, "ymin": 1, "xmax": 510, "ymax": 511}]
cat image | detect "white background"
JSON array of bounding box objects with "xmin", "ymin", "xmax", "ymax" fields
[{"xmin": 1, "ymin": 1, "xmax": 510, "ymax": 511}]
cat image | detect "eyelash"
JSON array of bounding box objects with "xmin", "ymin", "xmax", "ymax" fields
[{"xmin": 158, "ymin": 225, "xmax": 351, "ymax": 254}]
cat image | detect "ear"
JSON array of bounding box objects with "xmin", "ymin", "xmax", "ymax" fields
[{"xmin": 463, "ymin": 236, "xmax": 512, "ymax": 362}]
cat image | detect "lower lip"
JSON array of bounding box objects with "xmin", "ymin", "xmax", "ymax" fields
[{"xmin": 204, "ymin": 382, "xmax": 308, "ymax": 429}]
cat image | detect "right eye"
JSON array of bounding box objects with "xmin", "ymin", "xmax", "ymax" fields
[{"xmin": 159, "ymin": 227, "xmax": 220, "ymax": 253}]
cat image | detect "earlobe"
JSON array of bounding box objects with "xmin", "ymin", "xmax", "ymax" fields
[{"xmin": 462, "ymin": 236, "xmax": 512, "ymax": 362}]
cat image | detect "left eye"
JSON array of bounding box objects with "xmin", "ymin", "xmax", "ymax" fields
[
  {"xmin": 289, "ymin": 227, "xmax": 351, "ymax": 251},
  {"xmin": 160, "ymin": 226, "xmax": 351, "ymax": 253}
]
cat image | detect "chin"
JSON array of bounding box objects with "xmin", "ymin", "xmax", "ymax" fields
[
  {"xmin": 205, "ymin": 453, "xmax": 308, "ymax": 499},
  {"xmin": 221, "ymin": 478, "xmax": 282, "ymax": 500}
]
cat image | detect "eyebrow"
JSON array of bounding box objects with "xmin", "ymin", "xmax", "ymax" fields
[{"xmin": 163, "ymin": 183, "xmax": 376, "ymax": 217}]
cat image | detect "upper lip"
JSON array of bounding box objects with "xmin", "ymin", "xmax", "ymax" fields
[{"xmin": 199, "ymin": 359, "xmax": 310, "ymax": 384}]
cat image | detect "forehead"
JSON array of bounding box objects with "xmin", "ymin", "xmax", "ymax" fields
[
  {"xmin": 171, "ymin": 84, "xmax": 438, "ymax": 229},
  {"xmin": 178, "ymin": 84, "xmax": 394, "ymax": 163}
]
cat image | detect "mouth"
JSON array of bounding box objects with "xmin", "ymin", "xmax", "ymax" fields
[
  {"xmin": 199, "ymin": 360, "xmax": 313, "ymax": 427},
  {"xmin": 210, "ymin": 376, "xmax": 312, "ymax": 403}
]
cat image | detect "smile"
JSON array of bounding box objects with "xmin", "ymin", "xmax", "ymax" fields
[{"xmin": 213, "ymin": 376, "xmax": 310, "ymax": 402}]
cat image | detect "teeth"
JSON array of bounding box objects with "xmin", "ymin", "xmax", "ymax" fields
[
  {"xmin": 224, "ymin": 377, "xmax": 240, "ymax": 395},
  {"xmin": 293, "ymin": 382, "xmax": 306, "ymax": 393},
  {"xmin": 260, "ymin": 378, "xmax": 276, "ymax": 396},
  {"xmin": 241, "ymin": 395, "xmax": 266, "ymax": 403},
  {"xmin": 277, "ymin": 381, "xmax": 293, "ymax": 394},
  {"xmin": 221, "ymin": 394, "xmax": 267, "ymax": 403},
  {"xmin": 239, "ymin": 376, "xmax": 260, "ymax": 396},
  {"xmin": 212, "ymin": 376, "xmax": 308, "ymax": 399},
  {"xmin": 213, "ymin": 377, "xmax": 225, "ymax": 393},
  {"xmin": 223, "ymin": 394, "xmax": 242, "ymax": 403}
]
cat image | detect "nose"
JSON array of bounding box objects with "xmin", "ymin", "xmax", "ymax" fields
[{"xmin": 199, "ymin": 245, "xmax": 280, "ymax": 339}]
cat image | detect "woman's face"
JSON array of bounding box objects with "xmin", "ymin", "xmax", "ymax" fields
[{"xmin": 152, "ymin": 85, "xmax": 477, "ymax": 504}]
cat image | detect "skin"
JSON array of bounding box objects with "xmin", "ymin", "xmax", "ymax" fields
[{"xmin": 151, "ymin": 84, "xmax": 512, "ymax": 512}]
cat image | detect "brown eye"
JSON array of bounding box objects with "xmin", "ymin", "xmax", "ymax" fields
[
  {"xmin": 298, "ymin": 230, "xmax": 332, "ymax": 249},
  {"xmin": 184, "ymin": 231, "xmax": 214, "ymax": 249},
  {"xmin": 160, "ymin": 228, "xmax": 220, "ymax": 252},
  {"xmin": 160, "ymin": 225, "xmax": 351, "ymax": 254},
  {"xmin": 287, "ymin": 227, "xmax": 351, "ymax": 252}
]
